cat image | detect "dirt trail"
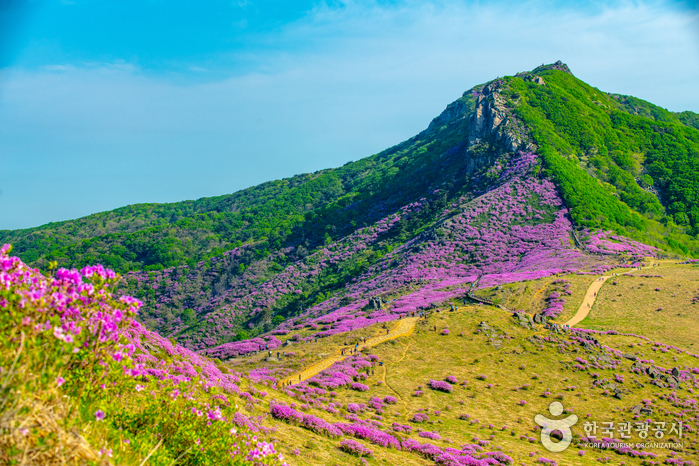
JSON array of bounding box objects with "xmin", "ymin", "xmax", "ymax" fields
[
  {"xmin": 376, "ymin": 341, "xmax": 414, "ymax": 417},
  {"xmin": 564, "ymin": 276, "xmax": 610, "ymax": 327},
  {"xmin": 280, "ymin": 317, "xmax": 419, "ymax": 386},
  {"xmin": 564, "ymin": 262, "xmax": 659, "ymax": 327}
]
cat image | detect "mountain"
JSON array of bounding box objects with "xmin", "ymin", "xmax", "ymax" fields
[
  {"xmin": 4, "ymin": 61, "xmax": 699, "ymax": 466},
  {"xmin": 3, "ymin": 61, "xmax": 699, "ymax": 352}
]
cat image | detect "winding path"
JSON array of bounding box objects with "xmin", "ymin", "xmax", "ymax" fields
[
  {"xmin": 279, "ymin": 317, "xmax": 419, "ymax": 386},
  {"xmin": 564, "ymin": 263, "xmax": 658, "ymax": 327}
]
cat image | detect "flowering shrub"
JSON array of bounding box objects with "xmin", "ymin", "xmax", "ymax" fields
[
  {"xmin": 392, "ymin": 423, "xmax": 412, "ymax": 433},
  {"xmin": 542, "ymin": 290, "xmax": 566, "ymax": 318},
  {"xmin": 270, "ymin": 404, "xmax": 341, "ymax": 437},
  {"xmin": 346, "ymin": 403, "xmax": 364, "ymax": 413},
  {"xmin": 351, "ymin": 383, "xmax": 370, "ymax": 392},
  {"xmin": 383, "ymin": 396, "xmax": 397, "ymax": 404},
  {"xmin": 0, "ymin": 246, "xmax": 284, "ymax": 465},
  {"xmin": 445, "ymin": 375, "xmax": 459, "ymax": 384},
  {"xmin": 429, "ymin": 380, "xmax": 453, "ymax": 393},
  {"xmin": 582, "ymin": 230, "xmax": 658, "ymax": 257},
  {"xmin": 418, "ymin": 431, "xmax": 441, "ymax": 440},
  {"xmin": 339, "ymin": 439, "xmax": 373, "ymax": 457},
  {"xmin": 335, "ymin": 423, "xmax": 401, "ymax": 449},
  {"xmin": 411, "ymin": 413, "xmax": 430, "ymax": 423},
  {"xmin": 270, "ymin": 404, "xmax": 304, "ymax": 424}
]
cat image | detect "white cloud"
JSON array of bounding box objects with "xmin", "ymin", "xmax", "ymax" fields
[{"xmin": 1, "ymin": 0, "xmax": 698, "ymax": 229}]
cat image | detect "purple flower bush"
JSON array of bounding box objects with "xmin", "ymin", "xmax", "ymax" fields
[
  {"xmin": 351, "ymin": 383, "xmax": 370, "ymax": 392},
  {"xmin": 339, "ymin": 439, "xmax": 373, "ymax": 457},
  {"xmin": 418, "ymin": 431, "xmax": 441, "ymax": 440},
  {"xmin": 270, "ymin": 404, "xmax": 342, "ymax": 437},
  {"xmin": 581, "ymin": 230, "xmax": 658, "ymax": 257},
  {"xmin": 392, "ymin": 423, "xmax": 412, "ymax": 433},
  {"xmin": 411, "ymin": 413, "xmax": 430, "ymax": 423},
  {"xmin": 429, "ymin": 380, "xmax": 453, "ymax": 393},
  {"xmin": 542, "ymin": 291, "xmax": 566, "ymax": 318},
  {"xmin": 335, "ymin": 423, "xmax": 401, "ymax": 449},
  {"xmin": 0, "ymin": 245, "xmax": 284, "ymax": 465}
]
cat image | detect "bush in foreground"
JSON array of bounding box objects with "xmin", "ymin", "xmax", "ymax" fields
[{"xmin": 0, "ymin": 245, "xmax": 285, "ymax": 466}]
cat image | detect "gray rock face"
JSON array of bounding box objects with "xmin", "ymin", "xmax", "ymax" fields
[
  {"xmin": 666, "ymin": 376, "xmax": 679, "ymax": 387},
  {"xmin": 425, "ymin": 76, "xmax": 537, "ymax": 183},
  {"xmin": 622, "ymin": 353, "xmax": 638, "ymax": 361},
  {"xmin": 368, "ymin": 296, "xmax": 383, "ymax": 310},
  {"xmin": 467, "ymin": 81, "xmax": 533, "ymax": 154}
]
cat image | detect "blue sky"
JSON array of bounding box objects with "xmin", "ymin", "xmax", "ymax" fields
[{"xmin": 1, "ymin": 0, "xmax": 698, "ymax": 230}]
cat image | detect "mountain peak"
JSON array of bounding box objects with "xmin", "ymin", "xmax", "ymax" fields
[{"xmin": 531, "ymin": 60, "xmax": 573, "ymax": 75}]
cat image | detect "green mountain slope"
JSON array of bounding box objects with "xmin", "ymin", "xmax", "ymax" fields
[{"xmin": 510, "ymin": 63, "xmax": 699, "ymax": 253}]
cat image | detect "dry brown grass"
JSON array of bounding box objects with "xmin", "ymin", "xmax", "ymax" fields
[{"xmin": 0, "ymin": 393, "xmax": 103, "ymax": 466}]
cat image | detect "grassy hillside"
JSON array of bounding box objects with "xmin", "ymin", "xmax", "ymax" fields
[{"xmin": 584, "ymin": 260, "xmax": 699, "ymax": 349}]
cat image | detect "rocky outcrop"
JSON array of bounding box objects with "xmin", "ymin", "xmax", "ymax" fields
[
  {"xmin": 425, "ymin": 98, "xmax": 472, "ymax": 133},
  {"xmin": 467, "ymin": 80, "xmax": 535, "ymax": 154},
  {"xmin": 367, "ymin": 296, "xmax": 383, "ymax": 310},
  {"xmin": 532, "ymin": 60, "xmax": 573, "ymax": 75}
]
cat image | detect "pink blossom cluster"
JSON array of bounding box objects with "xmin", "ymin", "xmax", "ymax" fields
[
  {"xmin": 429, "ymin": 379, "xmax": 453, "ymax": 393},
  {"xmin": 581, "ymin": 230, "xmax": 658, "ymax": 257}
]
